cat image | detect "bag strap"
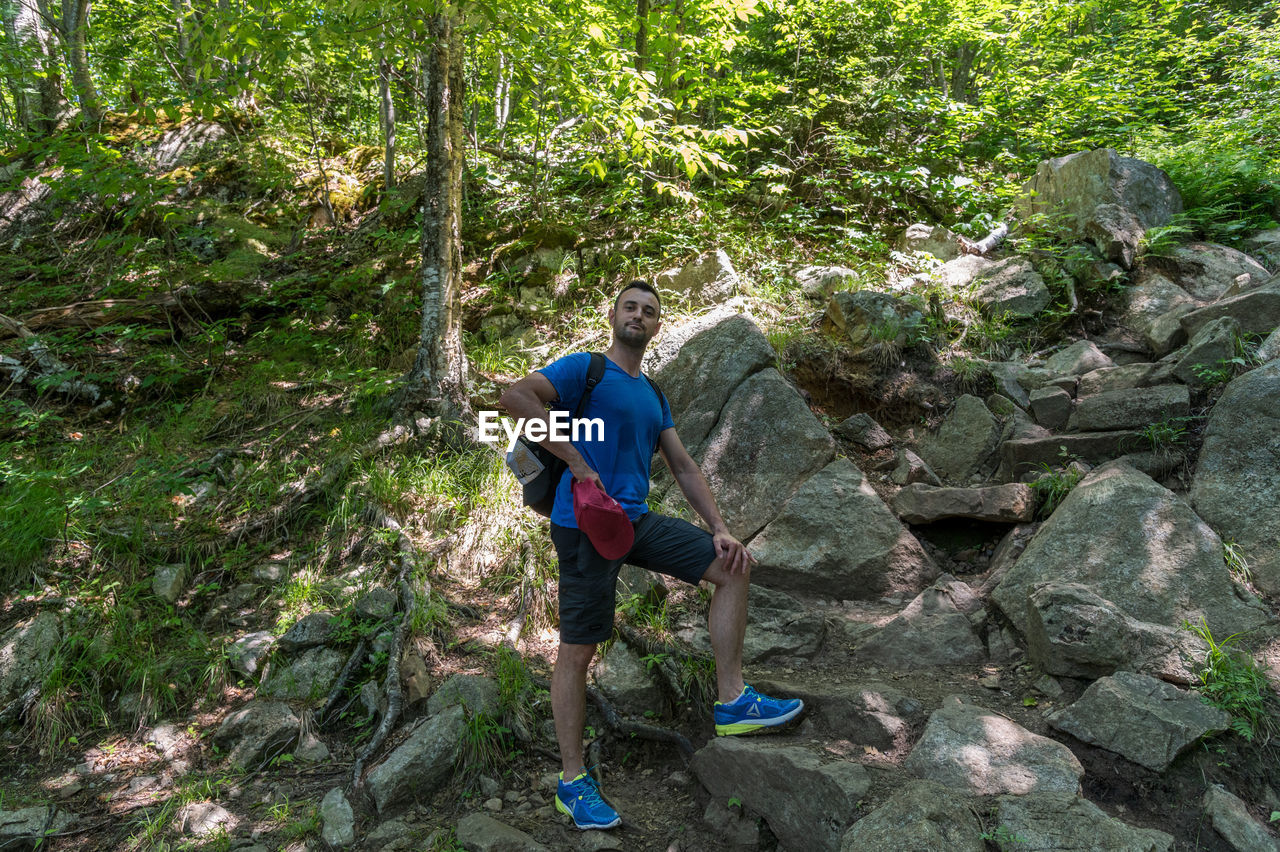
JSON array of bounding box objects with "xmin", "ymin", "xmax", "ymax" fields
[
  {"xmin": 643, "ymin": 374, "xmax": 667, "ymax": 455},
  {"xmin": 574, "ymin": 352, "xmax": 606, "ymax": 419}
]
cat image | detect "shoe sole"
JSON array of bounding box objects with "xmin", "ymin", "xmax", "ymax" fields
[
  {"xmin": 555, "ymin": 793, "xmax": 622, "ymax": 830},
  {"xmin": 714, "ymin": 701, "xmax": 804, "ymax": 736}
]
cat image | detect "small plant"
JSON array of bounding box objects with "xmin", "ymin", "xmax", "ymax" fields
[
  {"xmin": 1183, "ymin": 617, "xmax": 1276, "ymax": 742},
  {"xmin": 981, "ymin": 824, "xmax": 1029, "ymax": 844},
  {"xmin": 458, "ymin": 709, "xmax": 514, "ymax": 780},
  {"xmin": 948, "ymin": 355, "xmax": 988, "ymax": 395},
  {"xmin": 1222, "ymin": 539, "xmax": 1251, "ymax": 584},
  {"xmin": 1030, "ymin": 454, "xmax": 1084, "ymax": 518},
  {"xmin": 1132, "ymin": 417, "xmax": 1188, "ymax": 456}
]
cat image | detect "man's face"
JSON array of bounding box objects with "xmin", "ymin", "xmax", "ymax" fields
[{"xmin": 608, "ymin": 288, "xmax": 661, "ymax": 348}]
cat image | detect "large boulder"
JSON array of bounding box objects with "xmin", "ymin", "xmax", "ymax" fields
[
  {"xmin": 455, "ymin": 814, "xmax": 550, "ymax": 852},
  {"xmin": 1068, "ymin": 384, "xmax": 1190, "ymax": 433},
  {"xmin": 991, "ymin": 793, "xmax": 1174, "ymax": 851},
  {"xmin": 1016, "ymin": 149, "xmax": 1183, "ymax": 268},
  {"xmin": 1202, "ymin": 785, "xmax": 1280, "ymax": 852},
  {"xmin": 821, "ymin": 290, "xmax": 924, "ymax": 348},
  {"xmin": 367, "ymin": 705, "xmax": 466, "ymax": 813},
  {"xmin": 992, "ymin": 461, "xmax": 1270, "ymax": 637},
  {"xmin": 1044, "ymin": 340, "xmax": 1114, "ymax": 376},
  {"xmin": 1123, "ymin": 270, "xmax": 1199, "ymax": 355},
  {"xmin": 646, "ymin": 313, "xmax": 776, "ymax": 452},
  {"xmin": 1191, "ymin": 361, "xmax": 1280, "ymax": 594},
  {"xmin": 904, "ymin": 696, "xmax": 1084, "ymax": 795},
  {"xmin": 1153, "ymin": 242, "xmax": 1270, "ymax": 302},
  {"xmin": 1242, "ymin": 227, "xmax": 1280, "ymax": 272},
  {"xmin": 654, "ymin": 249, "xmax": 739, "ymax": 305},
  {"xmin": 680, "ymin": 585, "xmax": 825, "ymax": 663},
  {"xmin": 258, "ymin": 646, "xmax": 345, "ymax": 702},
  {"xmin": 855, "ymin": 576, "xmax": 986, "ymax": 668},
  {"xmin": 1025, "ymin": 582, "xmax": 1206, "ymax": 684},
  {"xmin": 892, "ymin": 482, "xmax": 1036, "ymax": 524},
  {"xmin": 691, "ymin": 738, "xmax": 870, "ymax": 852},
  {"xmin": 593, "ymin": 642, "xmax": 662, "ymax": 715},
  {"xmin": 916, "ymin": 395, "xmax": 1003, "ymax": 484},
  {"xmin": 426, "ymin": 674, "xmax": 501, "ymax": 718},
  {"xmin": 899, "ymin": 223, "xmax": 963, "ymax": 261},
  {"xmin": 213, "ymin": 700, "xmax": 300, "ymax": 771},
  {"xmin": 1046, "ymin": 671, "xmax": 1230, "ymax": 771},
  {"xmin": 0, "ymin": 612, "xmax": 60, "ymax": 709},
  {"xmin": 974, "ymin": 257, "xmax": 1051, "ymax": 318},
  {"xmin": 1180, "ymin": 276, "xmax": 1280, "ymax": 340},
  {"xmin": 795, "ymin": 265, "xmax": 858, "ymax": 299},
  {"xmin": 751, "ymin": 459, "xmax": 936, "ymax": 600},
  {"xmin": 1169, "ymin": 315, "xmax": 1240, "ymax": 387},
  {"xmin": 839, "ymin": 781, "xmax": 985, "ymax": 852},
  {"xmin": 998, "ymin": 431, "xmax": 1136, "ymax": 480},
  {"xmin": 936, "ymin": 254, "xmax": 996, "ymax": 290}
]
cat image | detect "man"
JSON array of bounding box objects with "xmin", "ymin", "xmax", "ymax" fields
[{"xmin": 499, "ymin": 280, "xmax": 803, "ymax": 831}]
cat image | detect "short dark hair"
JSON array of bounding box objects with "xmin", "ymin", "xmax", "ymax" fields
[{"xmin": 615, "ymin": 279, "xmax": 661, "ymax": 315}]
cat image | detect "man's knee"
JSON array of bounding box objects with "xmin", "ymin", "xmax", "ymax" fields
[
  {"xmin": 556, "ymin": 642, "xmax": 597, "ymax": 674},
  {"xmin": 702, "ymin": 556, "xmax": 750, "ymax": 590}
]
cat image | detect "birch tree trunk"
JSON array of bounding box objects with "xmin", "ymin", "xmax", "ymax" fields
[
  {"xmin": 379, "ymin": 51, "xmax": 396, "ymax": 190},
  {"xmin": 20, "ymin": 0, "xmax": 64, "ymax": 133},
  {"xmin": 401, "ymin": 8, "xmax": 468, "ymax": 419},
  {"xmin": 60, "ymin": 0, "xmax": 102, "ymax": 124}
]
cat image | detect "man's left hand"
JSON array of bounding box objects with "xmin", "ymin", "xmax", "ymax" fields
[{"xmin": 713, "ymin": 529, "xmax": 754, "ymax": 575}]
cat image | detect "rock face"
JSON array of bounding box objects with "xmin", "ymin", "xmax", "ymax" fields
[
  {"xmin": 682, "ymin": 368, "xmax": 835, "ymax": 540},
  {"xmin": 856, "ymin": 576, "xmax": 986, "ymax": 668},
  {"xmin": 822, "ymin": 290, "xmax": 924, "ymax": 348},
  {"xmin": 991, "ymin": 461, "xmax": 1270, "ymax": 637},
  {"xmin": 1180, "ymin": 276, "xmax": 1280, "ymax": 339},
  {"xmin": 1124, "ymin": 270, "xmax": 1199, "ymax": 354},
  {"xmin": 992, "ymin": 792, "xmax": 1174, "ymax": 852},
  {"xmin": 1156, "ymin": 242, "xmax": 1270, "ymax": 301},
  {"xmin": 1025, "ymin": 582, "xmax": 1206, "ymax": 684},
  {"xmin": 840, "ymin": 780, "xmax": 985, "ymax": 852},
  {"xmin": 1046, "ymin": 671, "xmax": 1230, "ymax": 771},
  {"xmin": 1017, "ymin": 148, "xmax": 1183, "ymax": 268},
  {"xmin": 646, "ymin": 314, "xmax": 776, "ymax": 452},
  {"xmin": 916, "ymin": 395, "xmax": 1002, "ymax": 483},
  {"xmin": 891, "ymin": 483, "xmax": 1035, "ymax": 524},
  {"xmin": 1191, "ymin": 361, "xmax": 1280, "ymax": 594},
  {"xmin": 654, "ymin": 249, "xmax": 739, "ymax": 304},
  {"xmin": 1068, "ymin": 384, "xmax": 1189, "ymax": 433},
  {"xmin": 974, "ymin": 257, "xmax": 1051, "ymax": 318},
  {"xmin": 0, "ymin": 612, "xmax": 60, "ymax": 708},
  {"xmin": 213, "ymin": 700, "xmax": 300, "ymax": 771},
  {"xmin": 751, "ymin": 459, "xmax": 936, "ymax": 600},
  {"xmin": 904, "ymin": 696, "xmax": 1084, "ymax": 795},
  {"xmin": 259, "ymin": 646, "xmax": 345, "ymax": 702},
  {"xmin": 692, "ymin": 738, "xmax": 870, "ymax": 852},
  {"xmin": 1202, "ymin": 784, "xmax": 1280, "ymax": 852},
  {"xmin": 367, "ymin": 705, "xmax": 466, "ymax": 813},
  {"xmin": 593, "ymin": 642, "xmax": 662, "ymax": 715}
]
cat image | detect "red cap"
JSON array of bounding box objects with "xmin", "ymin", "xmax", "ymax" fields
[{"xmin": 572, "ymin": 479, "xmax": 634, "ymax": 560}]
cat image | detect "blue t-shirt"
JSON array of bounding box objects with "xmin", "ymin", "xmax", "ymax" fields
[{"xmin": 538, "ymin": 353, "xmax": 673, "ymax": 528}]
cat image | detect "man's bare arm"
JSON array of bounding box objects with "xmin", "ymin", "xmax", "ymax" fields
[
  {"xmin": 498, "ymin": 373, "xmax": 601, "ymax": 488},
  {"xmin": 658, "ymin": 427, "xmax": 753, "ymax": 574}
]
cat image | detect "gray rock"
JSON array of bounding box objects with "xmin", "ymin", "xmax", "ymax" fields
[
  {"xmin": 320, "ymin": 788, "xmax": 356, "ymax": 848},
  {"xmin": 654, "ymin": 249, "xmax": 740, "ymax": 305},
  {"xmin": 1172, "ymin": 315, "xmax": 1241, "ymax": 387},
  {"xmin": 1191, "ymin": 361, "xmax": 1280, "ymax": 594},
  {"xmin": 1243, "ymin": 227, "xmax": 1280, "ymax": 272},
  {"xmin": 0, "ymin": 612, "xmax": 59, "ymax": 708},
  {"xmin": 917, "ymin": 395, "xmax": 1002, "ymax": 483},
  {"xmin": 0, "ymin": 807, "xmax": 74, "ymax": 850},
  {"xmin": 734, "ymin": 585, "xmax": 826, "ymax": 663},
  {"xmin": 259, "ymin": 646, "xmax": 346, "ymax": 702},
  {"xmin": 751, "ymin": 676, "xmax": 921, "ymax": 750},
  {"xmin": 455, "ymin": 812, "xmax": 550, "ymax": 851},
  {"xmin": 213, "ymin": 700, "xmax": 299, "ymax": 771},
  {"xmin": 1068, "ymin": 384, "xmax": 1190, "ymax": 432},
  {"xmin": 900, "ymin": 223, "xmax": 962, "ymax": 261},
  {"xmin": 992, "ymin": 461, "xmax": 1270, "ymax": 637},
  {"xmin": 1258, "ymin": 327, "xmax": 1280, "ymax": 363},
  {"xmin": 975, "ymin": 257, "xmax": 1051, "ymax": 318},
  {"xmin": 593, "ymin": 642, "xmax": 662, "ymax": 716},
  {"xmin": 677, "ymin": 368, "xmax": 835, "ymax": 540},
  {"xmin": 1078, "ymin": 363, "xmax": 1160, "ymax": 395},
  {"xmin": 296, "ymin": 731, "xmax": 330, "ymax": 763},
  {"xmin": 840, "ymin": 780, "xmax": 985, "ymax": 851},
  {"xmin": 427, "ymin": 674, "xmax": 501, "ymax": 718},
  {"xmin": 936, "ymin": 254, "xmax": 997, "ymax": 289},
  {"xmin": 992, "ymin": 792, "xmax": 1174, "ymax": 851},
  {"xmin": 1029, "ymin": 386, "xmax": 1073, "ymax": 430},
  {"xmin": 1046, "ymin": 671, "xmax": 1230, "ymax": 771},
  {"xmin": 152, "ymin": 564, "xmax": 188, "ymax": 603},
  {"xmin": 692, "ymin": 738, "xmax": 870, "ymax": 852},
  {"xmin": 904, "ymin": 695, "xmax": 1084, "ymax": 795},
  {"xmin": 355, "ymin": 588, "xmax": 397, "ymax": 622},
  {"xmin": 1203, "ymin": 784, "xmax": 1280, "ymax": 852},
  {"xmin": 1181, "ymin": 277, "xmax": 1280, "ymax": 340},
  {"xmin": 891, "ymin": 447, "xmax": 942, "ymax": 486},
  {"xmin": 177, "ymin": 801, "xmax": 234, "ymax": 837},
  {"xmin": 1017, "ymin": 149, "xmax": 1182, "ymax": 268},
  {"xmin": 703, "ymin": 798, "xmax": 759, "ymax": 847},
  {"xmin": 367, "ymin": 705, "xmax": 466, "ymax": 813},
  {"xmin": 997, "ymin": 431, "xmax": 1137, "ymax": 480},
  {"xmin": 752, "ymin": 459, "xmax": 936, "ymax": 600},
  {"xmin": 277, "ymin": 612, "xmax": 337, "ymax": 654},
  {"xmin": 227, "ymin": 631, "xmax": 274, "ymax": 678},
  {"xmin": 1124, "ymin": 270, "xmax": 1199, "ymax": 355},
  {"xmin": 646, "ymin": 313, "xmax": 776, "ymax": 453},
  {"xmin": 822, "ymin": 290, "xmax": 925, "ymax": 348},
  {"xmin": 834, "ymin": 412, "xmax": 893, "ymax": 451},
  {"xmin": 891, "ymin": 483, "xmax": 1036, "ymax": 524},
  {"xmin": 252, "ymin": 560, "xmax": 290, "ymax": 584},
  {"xmin": 1044, "ymin": 340, "xmax": 1115, "ymax": 376},
  {"xmin": 1156, "ymin": 242, "xmax": 1270, "ymax": 302},
  {"xmin": 856, "ymin": 576, "xmax": 986, "ymax": 668},
  {"xmin": 615, "ymin": 565, "xmax": 668, "ymax": 606},
  {"xmin": 795, "ymin": 265, "xmax": 858, "ymax": 299},
  {"xmin": 989, "ymin": 362, "xmax": 1034, "ymax": 407},
  {"xmin": 1025, "ymin": 582, "xmax": 1207, "ymax": 684}
]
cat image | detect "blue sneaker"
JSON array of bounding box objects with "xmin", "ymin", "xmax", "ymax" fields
[
  {"xmin": 555, "ymin": 770, "xmax": 622, "ymax": 830},
  {"xmin": 714, "ymin": 685, "xmax": 804, "ymax": 736}
]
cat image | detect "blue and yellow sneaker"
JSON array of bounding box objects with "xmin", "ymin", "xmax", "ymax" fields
[
  {"xmin": 555, "ymin": 770, "xmax": 622, "ymax": 830},
  {"xmin": 713, "ymin": 685, "xmax": 804, "ymax": 736}
]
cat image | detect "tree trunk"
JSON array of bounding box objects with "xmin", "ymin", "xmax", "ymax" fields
[
  {"xmin": 20, "ymin": 0, "xmax": 64, "ymax": 133},
  {"xmin": 60, "ymin": 0, "xmax": 102, "ymax": 124},
  {"xmin": 635, "ymin": 0, "xmax": 649, "ymax": 73},
  {"xmin": 402, "ymin": 9, "xmax": 468, "ymax": 419},
  {"xmin": 2, "ymin": 1, "xmax": 31, "ymax": 128},
  {"xmin": 171, "ymin": 0, "xmax": 195, "ymax": 88},
  {"xmin": 379, "ymin": 51, "xmax": 396, "ymax": 190}
]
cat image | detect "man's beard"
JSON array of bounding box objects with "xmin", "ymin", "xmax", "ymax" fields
[{"xmin": 614, "ymin": 321, "xmax": 652, "ymax": 348}]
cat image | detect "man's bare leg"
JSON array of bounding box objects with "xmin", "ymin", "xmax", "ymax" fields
[
  {"xmin": 552, "ymin": 641, "xmax": 597, "ymax": 777},
  {"xmin": 701, "ymin": 556, "xmax": 749, "ymax": 703}
]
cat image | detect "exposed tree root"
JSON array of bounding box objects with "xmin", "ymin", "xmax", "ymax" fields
[{"xmin": 586, "ymin": 684, "xmax": 694, "ymax": 762}]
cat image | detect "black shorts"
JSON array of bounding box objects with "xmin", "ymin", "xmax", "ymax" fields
[{"xmin": 550, "ymin": 512, "xmax": 716, "ymax": 645}]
